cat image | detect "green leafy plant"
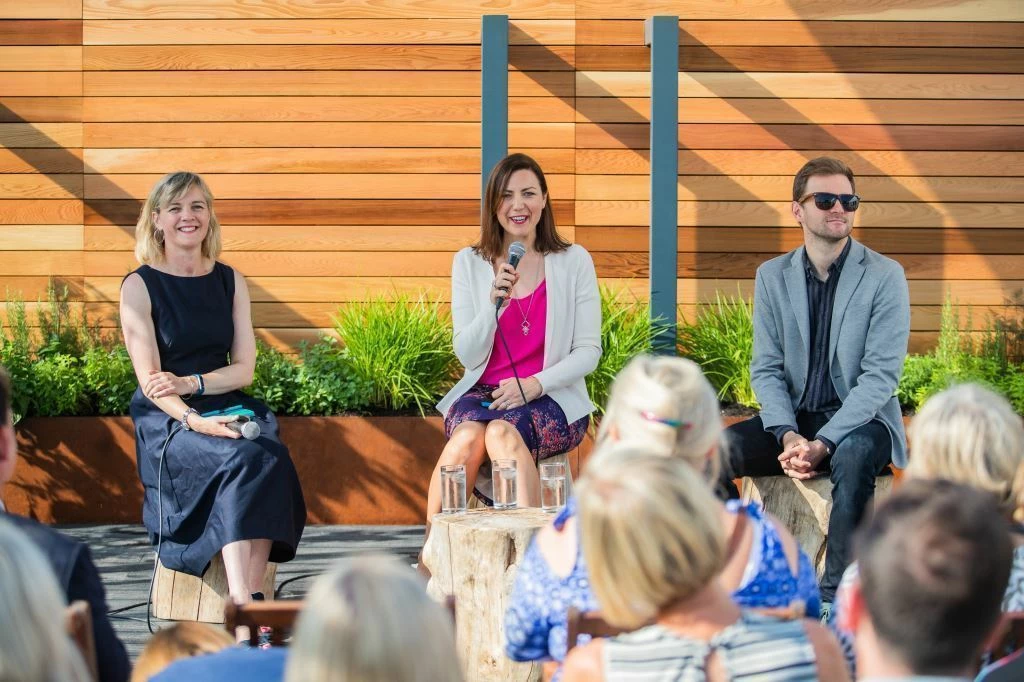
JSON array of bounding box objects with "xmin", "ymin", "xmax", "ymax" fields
[
  {"xmin": 586, "ymin": 286, "xmax": 655, "ymax": 416},
  {"xmin": 30, "ymin": 353, "xmax": 87, "ymax": 416},
  {"xmin": 81, "ymin": 346, "xmax": 137, "ymax": 416},
  {"xmin": 0, "ymin": 296, "xmax": 34, "ymax": 422},
  {"xmin": 292, "ymin": 338, "xmax": 370, "ymax": 415},
  {"xmin": 248, "ymin": 340, "xmax": 301, "ymax": 413},
  {"xmin": 678, "ymin": 292, "xmax": 759, "ymax": 408},
  {"xmin": 332, "ymin": 295, "xmax": 458, "ymax": 414},
  {"xmin": 35, "ymin": 281, "xmax": 103, "ymax": 358}
]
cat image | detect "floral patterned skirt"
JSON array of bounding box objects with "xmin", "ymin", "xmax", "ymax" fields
[{"xmin": 444, "ymin": 383, "xmax": 589, "ymax": 505}]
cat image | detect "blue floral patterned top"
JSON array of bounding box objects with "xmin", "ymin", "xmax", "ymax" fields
[{"xmin": 504, "ymin": 497, "xmax": 821, "ymax": 671}]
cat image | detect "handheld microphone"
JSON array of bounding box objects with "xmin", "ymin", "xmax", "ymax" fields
[
  {"xmin": 226, "ymin": 415, "xmax": 260, "ymax": 440},
  {"xmin": 495, "ymin": 241, "xmax": 527, "ymax": 311}
]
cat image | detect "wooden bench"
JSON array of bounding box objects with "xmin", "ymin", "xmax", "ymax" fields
[
  {"xmin": 741, "ymin": 473, "xmax": 895, "ymax": 578},
  {"xmin": 152, "ymin": 553, "xmax": 277, "ymax": 623}
]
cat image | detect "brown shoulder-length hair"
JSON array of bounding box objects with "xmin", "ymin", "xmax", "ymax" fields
[{"xmin": 472, "ymin": 153, "xmax": 570, "ymax": 262}]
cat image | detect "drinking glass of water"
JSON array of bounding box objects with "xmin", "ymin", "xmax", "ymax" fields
[
  {"xmin": 492, "ymin": 459, "xmax": 518, "ymax": 510},
  {"xmin": 440, "ymin": 464, "xmax": 467, "ymax": 514},
  {"xmin": 539, "ymin": 461, "xmax": 567, "ymax": 513}
]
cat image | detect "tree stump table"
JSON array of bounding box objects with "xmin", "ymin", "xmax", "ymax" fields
[
  {"xmin": 152, "ymin": 553, "xmax": 277, "ymax": 623},
  {"xmin": 741, "ymin": 474, "xmax": 894, "ymax": 579},
  {"xmin": 423, "ymin": 508, "xmax": 551, "ymax": 682}
]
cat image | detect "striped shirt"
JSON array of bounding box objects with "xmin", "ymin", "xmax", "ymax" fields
[{"xmin": 603, "ymin": 611, "xmax": 819, "ymax": 681}]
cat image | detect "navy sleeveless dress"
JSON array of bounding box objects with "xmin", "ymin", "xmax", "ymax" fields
[{"xmin": 128, "ymin": 262, "xmax": 306, "ymax": 577}]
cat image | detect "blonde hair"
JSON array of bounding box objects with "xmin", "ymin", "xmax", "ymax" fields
[
  {"xmin": 131, "ymin": 622, "xmax": 234, "ymax": 682},
  {"xmin": 135, "ymin": 171, "xmax": 222, "ymax": 265},
  {"xmin": 285, "ymin": 555, "xmax": 463, "ymax": 682},
  {"xmin": 906, "ymin": 383, "xmax": 1024, "ymax": 516},
  {"xmin": 0, "ymin": 518, "xmax": 90, "ymax": 682},
  {"xmin": 577, "ymin": 443, "xmax": 725, "ymax": 629},
  {"xmin": 596, "ymin": 355, "xmax": 723, "ymax": 479}
]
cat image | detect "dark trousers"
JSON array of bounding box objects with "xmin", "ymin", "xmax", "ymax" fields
[{"xmin": 720, "ymin": 412, "xmax": 892, "ymax": 602}]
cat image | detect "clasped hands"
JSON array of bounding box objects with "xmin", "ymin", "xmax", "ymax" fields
[
  {"xmin": 488, "ymin": 377, "xmax": 542, "ymax": 411},
  {"xmin": 778, "ymin": 431, "xmax": 828, "ymax": 480}
]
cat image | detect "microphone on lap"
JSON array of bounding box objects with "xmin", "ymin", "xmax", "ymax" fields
[
  {"xmin": 226, "ymin": 415, "xmax": 260, "ymax": 440},
  {"xmin": 495, "ymin": 241, "xmax": 527, "ymax": 312}
]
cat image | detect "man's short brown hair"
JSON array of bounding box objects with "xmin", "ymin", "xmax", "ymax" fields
[{"xmin": 792, "ymin": 156, "xmax": 856, "ymax": 201}]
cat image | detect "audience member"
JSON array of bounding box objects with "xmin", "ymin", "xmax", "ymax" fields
[
  {"xmin": 285, "ymin": 555, "xmax": 462, "ymax": 682},
  {"xmin": 505, "ymin": 355, "xmax": 820, "ymax": 673},
  {"xmin": 0, "ymin": 516, "xmax": 91, "ymax": 682},
  {"xmin": 846, "ymin": 479, "xmax": 1012, "ymax": 681},
  {"xmin": 132, "ymin": 622, "xmax": 234, "ymax": 682},
  {"xmin": 561, "ymin": 445, "xmax": 848, "ymax": 681},
  {"xmin": 0, "ymin": 365, "xmax": 131, "ymax": 681}
]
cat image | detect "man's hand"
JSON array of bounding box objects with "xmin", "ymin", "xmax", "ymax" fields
[
  {"xmin": 778, "ymin": 432, "xmax": 809, "ymax": 478},
  {"xmin": 784, "ymin": 439, "xmax": 829, "ymax": 480}
]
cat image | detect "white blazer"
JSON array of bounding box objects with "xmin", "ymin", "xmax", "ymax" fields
[{"xmin": 436, "ymin": 244, "xmax": 602, "ymax": 424}]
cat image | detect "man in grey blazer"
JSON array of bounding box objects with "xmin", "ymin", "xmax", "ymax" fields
[{"xmin": 721, "ymin": 157, "xmax": 911, "ymax": 620}]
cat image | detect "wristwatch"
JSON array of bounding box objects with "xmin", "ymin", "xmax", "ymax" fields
[{"xmin": 181, "ymin": 407, "xmax": 200, "ymax": 431}]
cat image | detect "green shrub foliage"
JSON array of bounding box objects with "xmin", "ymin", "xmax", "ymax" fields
[
  {"xmin": 586, "ymin": 286, "xmax": 654, "ymax": 416},
  {"xmin": 678, "ymin": 292, "xmax": 759, "ymax": 409}
]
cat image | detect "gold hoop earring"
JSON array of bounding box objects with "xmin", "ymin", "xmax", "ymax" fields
[{"xmin": 154, "ymin": 229, "xmax": 164, "ymax": 245}]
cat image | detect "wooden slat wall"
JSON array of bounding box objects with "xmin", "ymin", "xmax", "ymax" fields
[{"xmin": 1, "ymin": 1, "xmax": 1021, "ymax": 355}]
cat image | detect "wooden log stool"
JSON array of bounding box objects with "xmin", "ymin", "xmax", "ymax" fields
[
  {"xmin": 152, "ymin": 553, "xmax": 277, "ymax": 623},
  {"xmin": 423, "ymin": 508, "xmax": 552, "ymax": 682},
  {"xmin": 741, "ymin": 473, "xmax": 894, "ymax": 579}
]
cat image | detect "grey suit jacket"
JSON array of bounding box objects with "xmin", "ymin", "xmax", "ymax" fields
[{"xmin": 751, "ymin": 239, "xmax": 911, "ymax": 467}]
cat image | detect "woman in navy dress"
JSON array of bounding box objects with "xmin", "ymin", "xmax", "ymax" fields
[{"xmin": 120, "ymin": 172, "xmax": 305, "ymax": 605}]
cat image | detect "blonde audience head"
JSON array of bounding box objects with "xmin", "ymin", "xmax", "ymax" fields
[
  {"xmin": 131, "ymin": 622, "xmax": 235, "ymax": 682},
  {"xmin": 577, "ymin": 443, "xmax": 725, "ymax": 629},
  {"xmin": 285, "ymin": 554, "xmax": 462, "ymax": 682},
  {"xmin": 135, "ymin": 171, "xmax": 222, "ymax": 265},
  {"xmin": 0, "ymin": 518, "xmax": 90, "ymax": 682},
  {"xmin": 596, "ymin": 355, "xmax": 723, "ymax": 479},
  {"xmin": 906, "ymin": 383, "xmax": 1024, "ymax": 516}
]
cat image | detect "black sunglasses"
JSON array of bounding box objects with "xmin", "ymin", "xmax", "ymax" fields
[{"xmin": 798, "ymin": 192, "xmax": 860, "ymax": 212}]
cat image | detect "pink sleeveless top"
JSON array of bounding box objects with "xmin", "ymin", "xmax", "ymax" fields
[{"xmin": 479, "ymin": 280, "xmax": 547, "ymax": 384}]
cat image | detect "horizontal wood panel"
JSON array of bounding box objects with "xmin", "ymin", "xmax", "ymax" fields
[
  {"xmin": 83, "ymin": 122, "xmax": 575, "ymax": 149},
  {"xmin": 578, "ymin": 72, "xmax": 1024, "ymax": 99},
  {"xmin": 577, "ymin": 123, "xmax": 1024, "ymax": 151},
  {"xmin": 576, "ymin": 20, "xmax": 1024, "ymax": 47},
  {"xmin": 83, "ymin": 45, "xmax": 576, "ymax": 72},
  {"xmin": 0, "ymin": 72, "xmax": 82, "ymax": 96},
  {"xmin": 576, "ymin": 201, "xmax": 1023, "ymax": 228},
  {"xmin": 574, "ymin": 0, "xmax": 1024, "ymax": 22},
  {"xmin": 0, "ymin": 0, "xmax": 80, "ymax": 19},
  {"xmin": 0, "ymin": 199, "xmax": 82, "ymax": 224},
  {"xmin": 84, "ymin": 173, "xmax": 576, "ymax": 200},
  {"xmin": 84, "ymin": 71, "xmax": 574, "ymax": 97},
  {"xmin": 83, "ymin": 148, "xmax": 575, "ymax": 174},
  {"xmin": 0, "ymin": 19, "xmax": 81, "ymax": 45},
  {"xmin": 578, "ymin": 227, "xmax": 1024, "ymax": 255},
  {"xmin": 0, "ymin": 122, "xmax": 81, "ymax": 147},
  {"xmin": 576, "ymin": 98, "xmax": 1024, "ymax": 125},
  {"xmin": 62, "ymin": 300, "xmax": 1015, "ymax": 331},
  {"xmin": 82, "ymin": 18, "xmax": 573, "ymax": 46},
  {"xmin": 15, "ymin": 250, "xmax": 1016, "ymax": 280},
  {"xmin": 575, "ymin": 150, "xmax": 1024, "ymax": 177},
  {"xmin": 85, "ymin": 225, "xmax": 482, "ymax": 251},
  {"xmin": 0, "ymin": 174, "xmax": 81, "ymax": 199},
  {"xmin": 82, "ymin": 96, "xmax": 576, "ymax": 123},
  {"xmin": 588, "ymin": 252, "xmax": 1023, "ymax": 280},
  {"xmin": 82, "ymin": 0, "xmax": 575, "ymax": 20},
  {"xmin": 0, "ymin": 225, "xmax": 83, "ymax": 250},
  {"xmin": 0, "ymin": 97, "xmax": 82, "ymax": 123},
  {"xmin": 577, "ymin": 175, "xmax": 1024, "ymax": 203},
  {"xmin": 0, "ymin": 148, "xmax": 83, "ymax": 173},
  {"xmin": 0, "ymin": 46, "xmax": 81, "ymax": 70},
  {"xmin": 84, "ymin": 199, "xmax": 577, "ymax": 226},
  {"xmin": 577, "ymin": 46, "xmax": 1024, "ymax": 73},
  {"xmin": 69, "ymin": 276, "xmax": 1024, "ymax": 307}
]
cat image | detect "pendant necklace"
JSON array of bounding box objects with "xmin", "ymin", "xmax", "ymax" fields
[{"xmin": 513, "ymin": 255, "xmax": 543, "ymax": 336}]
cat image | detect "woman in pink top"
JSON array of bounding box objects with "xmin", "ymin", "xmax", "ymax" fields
[{"xmin": 423, "ymin": 153, "xmax": 601, "ymax": 543}]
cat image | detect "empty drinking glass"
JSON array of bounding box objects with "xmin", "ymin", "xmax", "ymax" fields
[
  {"xmin": 440, "ymin": 464, "xmax": 467, "ymax": 514},
  {"xmin": 539, "ymin": 461, "xmax": 567, "ymax": 513},
  {"xmin": 492, "ymin": 459, "xmax": 518, "ymax": 510}
]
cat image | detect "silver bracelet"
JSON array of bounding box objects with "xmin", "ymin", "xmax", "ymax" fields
[{"xmin": 181, "ymin": 407, "xmax": 200, "ymax": 431}]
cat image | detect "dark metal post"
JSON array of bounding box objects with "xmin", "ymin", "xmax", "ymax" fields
[
  {"xmin": 645, "ymin": 16, "xmax": 679, "ymax": 354},
  {"xmin": 481, "ymin": 15, "xmax": 509, "ymax": 195}
]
